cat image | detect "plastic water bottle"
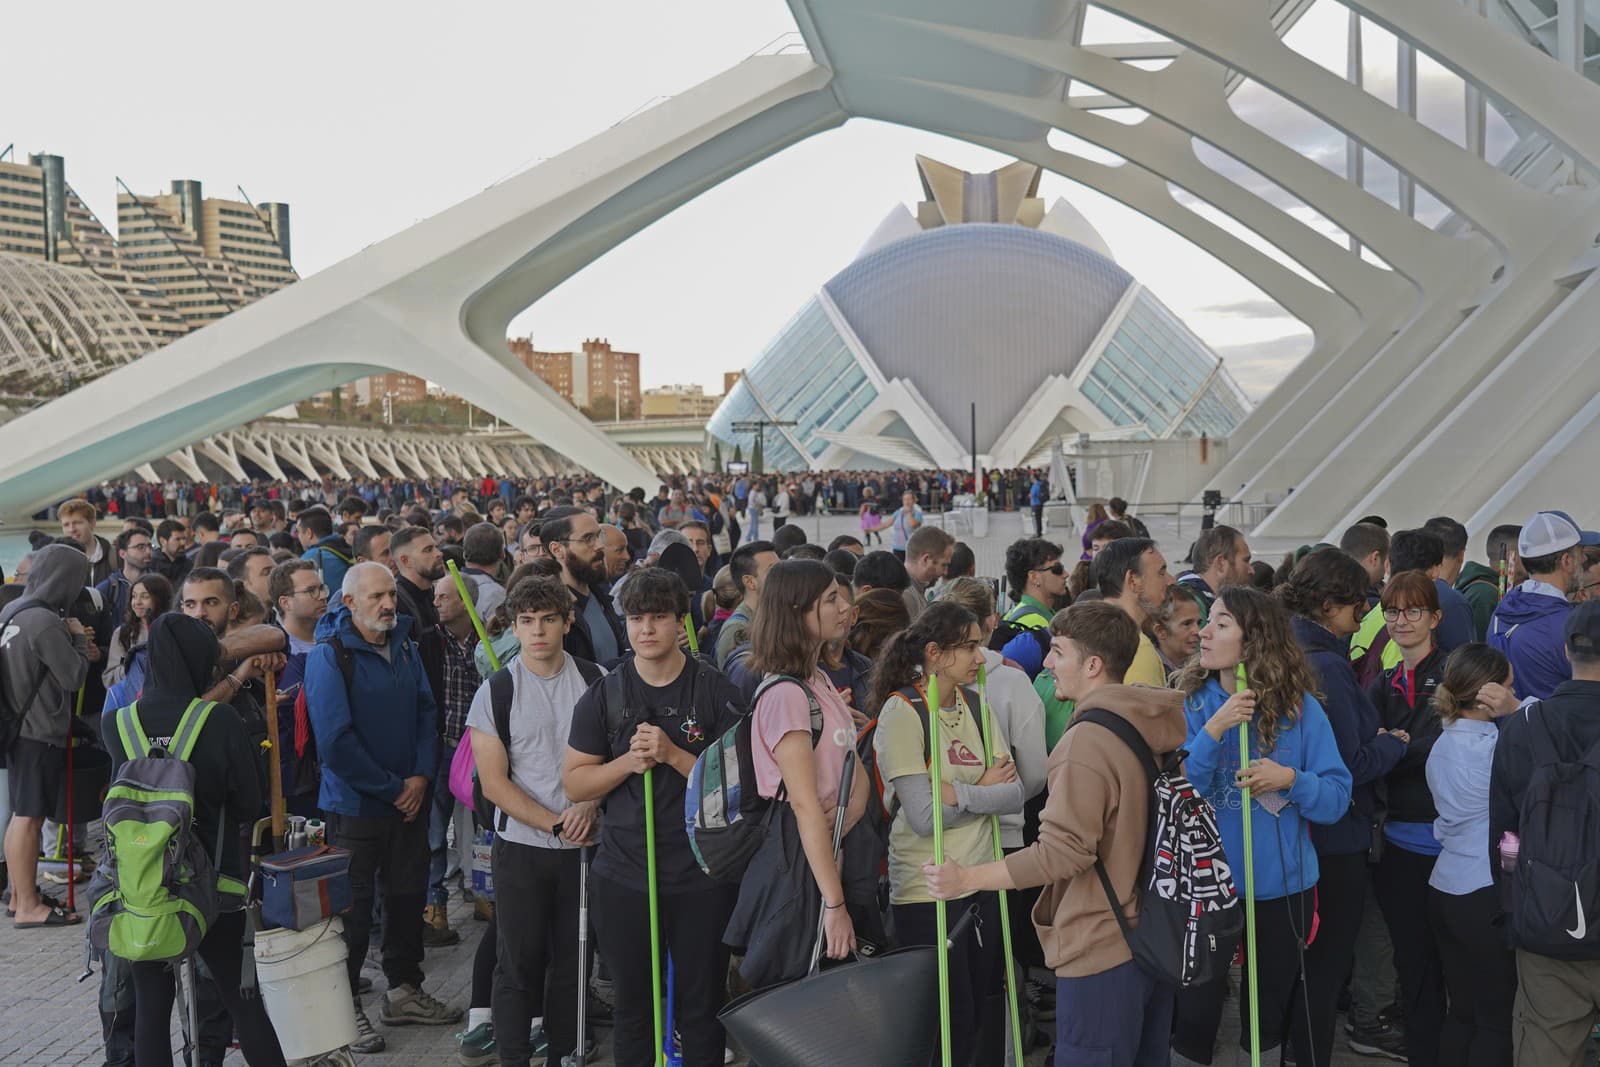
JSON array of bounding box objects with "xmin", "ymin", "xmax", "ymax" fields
[
  {"xmin": 1499, "ymin": 831, "xmax": 1520, "ymax": 873},
  {"xmin": 471, "ymin": 829, "xmax": 495, "ymax": 901}
]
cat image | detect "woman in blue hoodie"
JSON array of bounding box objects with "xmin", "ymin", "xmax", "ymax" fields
[
  {"xmin": 1280, "ymin": 550, "xmax": 1407, "ymax": 1067},
  {"xmin": 1171, "ymin": 587, "xmax": 1353, "ymax": 1067}
]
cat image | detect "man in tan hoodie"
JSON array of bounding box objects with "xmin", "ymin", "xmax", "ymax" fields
[{"xmin": 926, "ymin": 599, "xmax": 1186, "ymax": 1066}]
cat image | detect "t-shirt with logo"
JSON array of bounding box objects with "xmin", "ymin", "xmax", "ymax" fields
[
  {"xmin": 750, "ymin": 671, "xmax": 856, "ymax": 807},
  {"xmin": 875, "ymin": 687, "xmax": 1011, "ymax": 904}
]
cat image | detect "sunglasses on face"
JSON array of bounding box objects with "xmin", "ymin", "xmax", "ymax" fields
[{"xmin": 1033, "ymin": 562, "xmax": 1065, "ymax": 576}]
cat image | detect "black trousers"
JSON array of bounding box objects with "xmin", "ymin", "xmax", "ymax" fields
[
  {"xmin": 1299, "ymin": 851, "xmax": 1369, "ymax": 1067},
  {"xmin": 1373, "ymin": 845, "xmax": 1445, "ymax": 1067},
  {"xmin": 894, "ymin": 893, "xmax": 1004, "ymax": 1067},
  {"xmin": 493, "ymin": 838, "xmax": 580, "ymax": 1066},
  {"xmin": 589, "ymin": 874, "xmax": 736, "ymax": 1067},
  {"xmin": 472, "ymin": 911, "xmax": 497, "ymax": 1010},
  {"xmin": 129, "ymin": 910, "xmax": 287, "ymax": 1067},
  {"xmin": 1430, "ymin": 886, "xmax": 1515, "ymax": 1067},
  {"xmin": 1173, "ymin": 889, "xmax": 1317, "ymax": 1065},
  {"xmin": 329, "ymin": 810, "xmax": 429, "ymax": 993}
]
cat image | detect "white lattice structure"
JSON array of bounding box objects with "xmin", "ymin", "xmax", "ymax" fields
[
  {"xmin": 0, "ymin": 0, "xmax": 1597, "ymax": 539},
  {"xmin": 0, "ymin": 254, "xmax": 154, "ymax": 389}
]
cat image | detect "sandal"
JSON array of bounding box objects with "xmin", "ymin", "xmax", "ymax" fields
[
  {"xmin": 14, "ymin": 905, "xmax": 82, "ymax": 928},
  {"xmin": 4, "ymin": 890, "xmax": 66, "ymax": 918}
]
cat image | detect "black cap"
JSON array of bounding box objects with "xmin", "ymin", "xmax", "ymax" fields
[{"xmin": 1565, "ymin": 600, "xmax": 1600, "ymax": 657}]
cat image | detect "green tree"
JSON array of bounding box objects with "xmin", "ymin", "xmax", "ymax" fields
[{"xmin": 751, "ymin": 436, "xmax": 764, "ymax": 476}]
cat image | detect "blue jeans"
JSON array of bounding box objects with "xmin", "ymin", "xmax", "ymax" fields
[
  {"xmin": 428, "ymin": 740, "xmax": 460, "ymax": 906},
  {"xmin": 1056, "ymin": 959, "xmax": 1174, "ymax": 1066},
  {"xmin": 743, "ymin": 509, "xmax": 761, "ymax": 543}
]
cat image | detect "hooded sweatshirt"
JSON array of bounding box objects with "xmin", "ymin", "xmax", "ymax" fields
[
  {"xmin": 1455, "ymin": 561, "xmax": 1500, "ymax": 642},
  {"xmin": 0, "ymin": 544, "xmax": 90, "ymax": 745},
  {"xmin": 1183, "ymin": 677, "xmax": 1352, "ymax": 901},
  {"xmin": 1489, "ymin": 583, "xmax": 1573, "ymax": 700},
  {"xmin": 979, "ymin": 647, "xmax": 1049, "ymax": 849},
  {"xmin": 1003, "ymin": 685, "xmax": 1187, "ymax": 978},
  {"xmin": 305, "ymin": 605, "xmax": 438, "ymax": 817},
  {"xmin": 101, "ymin": 615, "xmax": 261, "ymax": 888}
]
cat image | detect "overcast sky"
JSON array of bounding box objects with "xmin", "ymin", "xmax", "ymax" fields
[{"xmin": 4, "ymin": 1, "xmax": 1513, "ymax": 401}]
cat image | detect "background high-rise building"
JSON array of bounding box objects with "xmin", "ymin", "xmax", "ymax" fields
[
  {"xmin": 506, "ymin": 336, "xmax": 641, "ymax": 420},
  {"xmin": 642, "ymin": 383, "xmax": 721, "ymax": 419}
]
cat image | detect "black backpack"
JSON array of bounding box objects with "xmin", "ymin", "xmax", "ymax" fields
[
  {"xmin": 473, "ymin": 658, "xmax": 604, "ymax": 831},
  {"xmin": 1510, "ymin": 701, "xmax": 1600, "ymax": 959},
  {"xmin": 1069, "ymin": 708, "xmax": 1242, "ymax": 987}
]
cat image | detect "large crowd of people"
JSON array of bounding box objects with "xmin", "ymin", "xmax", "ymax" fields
[{"xmin": 2, "ymin": 470, "xmax": 1599, "ymax": 1067}]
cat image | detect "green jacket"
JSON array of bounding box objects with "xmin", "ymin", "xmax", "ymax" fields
[{"xmin": 1456, "ymin": 561, "xmax": 1501, "ymax": 642}]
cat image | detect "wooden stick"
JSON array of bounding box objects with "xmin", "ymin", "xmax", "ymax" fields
[{"xmin": 263, "ymin": 669, "xmax": 285, "ymax": 844}]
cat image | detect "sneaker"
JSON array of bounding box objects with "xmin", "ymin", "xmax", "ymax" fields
[
  {"xmin": 381, "ymin": 983, "xmax": 464, "ymax": 1026},
  {"xmin": 1025, "ymin": 977, "xmax": 1055, "ymax": 1020},
  {"xmin": 356, "ymin": 975, "xmax": 372, "ymax": 994},
  {"xmin": 455, "ymin": 1021, "xmax": 496, "ymax": 1066},
  {"xmin": 350, "ymin": 999, "xmax": 387, "ymax": 1054},
  {"xmin": 530, "ymin": 1024, "xmax": 549, "ymax": 1057},
  {"xmin": 424, "ymin": 903, "xmax": 461, "ymax": 947},
  {"xmin": 1347, "ymin": 1021, "xmax": 1407, "ymax": 1061}
]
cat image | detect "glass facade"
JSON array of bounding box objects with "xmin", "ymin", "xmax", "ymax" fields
[
  {"xmin": 1080, "ymin": 289, "xmax": 1247, "ymax": 438},
  {"xmin": 706, "ymin": 297, "xmax": 877, "ymax": 469}
]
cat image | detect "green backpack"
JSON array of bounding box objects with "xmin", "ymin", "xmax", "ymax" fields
[{"xmin": 86, "ymin": 700, "xmax": 229, "ymax": 963}]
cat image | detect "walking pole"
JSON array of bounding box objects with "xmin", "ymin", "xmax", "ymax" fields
[
  {"xmin": 65, "ymin": 684, "xmax": 84, "ymax": 913},
  {"xmin": 1236, "ymin": 662, "xmax": 1261, "ymax": 1067},
  {"xmin": 446, "ymin": 561, "xmax": 501, "ymax": 670},
  {"xmin": 644, "ymin": 766, "xmax": 665, "ymax": 1067},
  {"xmin": 262, "ymin": 669, "xmax": 285, "ymax": 847},
  {"xmin": 978, "ymin": 667, "xmax": 1025, "ymax": 1067},
  {"xmin": 925, "ymin": 674, "xmax": 953, "ymax": 1067}
]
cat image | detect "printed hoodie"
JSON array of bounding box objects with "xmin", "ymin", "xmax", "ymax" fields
[
  {"xmin": 0, "ymin": 544, "xmax": 90, "ymax": 745},
  {"xmin": 1004, "ymin": 685, "xmax": 1187, "ymax": 978},
  {"xmin": 305, "ymin": 605, "xmax": 438, "ymax": 817},
  {"xmin": 1182, "ymin": 677, "xmax": 1352, "ymax": 901},
  {"xmin": 1489, "ymin": 585, "xmax": 1572, "ymax": 700}
]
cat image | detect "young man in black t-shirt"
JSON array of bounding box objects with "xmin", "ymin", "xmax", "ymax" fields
[{"xmin": 564, "ymin": 568, "xmax": 745, "ymax": 1067}]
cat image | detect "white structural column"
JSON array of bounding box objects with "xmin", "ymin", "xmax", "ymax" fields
[{"xmin": 0, "ymin": 55, "xmax": 843, "ymax": 521}]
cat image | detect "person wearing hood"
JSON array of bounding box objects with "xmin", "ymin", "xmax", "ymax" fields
[
  {"xmin": 297, "ymin": 506, "xmax": 354, "ymax": 596},
  {"xmin": 304, "ymin": 561, "xmax": 460, "ymax": 1050},
  {"xmin": 1171, "ymin": 587, "xmax": 1352, "ymax": 1067},
  {"xmin": 1489, "ymin": 510, "xmax": 1600, "ymax": 699},
  {"xmin": 100, "ymin": 614, "xmax": 286, "ymax": 1067},
  {"xmin": 924, "ymin": 600, "xmax": 1188, "ymax": 1067},
  {"xmin": 1, "ymin": 543, "xmax": 92, "ymax": 927}
]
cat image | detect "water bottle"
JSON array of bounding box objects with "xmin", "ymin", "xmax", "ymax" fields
[{"xmin": 1499, "ymin": 831, "xmax": 1520, "ymax": 873}]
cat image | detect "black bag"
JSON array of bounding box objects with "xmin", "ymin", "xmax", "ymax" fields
[
  {"xmin": 1511, "ymin": 701, "xmax": 1600, "ymax": 959},
  {"xmin": 1070, "ymin": 708, "xmax": 1242, "ymax": 987},
  {"xmin": 474, "ymin": 658, "xmax": 603, "ymax": 831}
]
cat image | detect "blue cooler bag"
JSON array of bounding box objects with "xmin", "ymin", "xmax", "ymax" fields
[{"xmin": 261, "ymin": 845, "xmax": 353, "ymax": 931}]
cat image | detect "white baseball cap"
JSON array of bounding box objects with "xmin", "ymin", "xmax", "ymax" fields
[{"xmin": 1518, "ymin": 510, "xmax": 1600, "ymax": 559}]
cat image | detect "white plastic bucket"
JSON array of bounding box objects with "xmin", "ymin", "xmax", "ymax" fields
[{"xmin": 254, "ymin": 917, "xmax": 359, "ymax": 1061}]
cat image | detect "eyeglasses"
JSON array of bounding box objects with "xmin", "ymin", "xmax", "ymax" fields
[
  {"xmin": 294, "ymin": 584, "xmax": 329, "ymax": 599},
  {"xmin": 1382, "ymin": 606, "xmax": 1429, "ymax": 622},
  {"xmin": 1032, "ymin": 562, "xmax": 1066, "ymax": 576}
]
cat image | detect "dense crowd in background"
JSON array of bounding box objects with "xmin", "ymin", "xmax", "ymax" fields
[{"xmin": 3, "ymin": 471, "xmax": 1600, "ymax": 1067}]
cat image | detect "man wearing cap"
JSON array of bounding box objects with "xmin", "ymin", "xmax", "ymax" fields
[
  {"xmin": 1489, "ymin": 510, "xmax": 1600, "ymax": 700},
  {"xmin": 1489, "ymin": 598, "xmax": 1600, "ymax": 1063}
]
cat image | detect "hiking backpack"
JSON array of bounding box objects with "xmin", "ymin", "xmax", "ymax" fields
[
  {"xmin": 1070, "ymin": 707, "xmax": 1242, "ymax": 987},
  {"xmin": 686, "ymin": 674, "xmax": 820, "ymax": 883},
  {"xmin": 855, "ymin": 683, "xmax": 984, "ymax": 828},
  {"xmin": 1510, "ymin": 701, "xmax": 1600, "ymax": 959},
  {"xmin": 86, "ymin": 700, "xmax": 226, "ymax": 963}
]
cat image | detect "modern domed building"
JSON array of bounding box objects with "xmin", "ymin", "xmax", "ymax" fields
[{"xmin": 708, "ymin": 155, "xmax": 1250, "ymax": 472}]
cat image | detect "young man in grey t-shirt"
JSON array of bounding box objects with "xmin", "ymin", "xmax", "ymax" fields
[{"xmin": 468, "ymin": 576, "xmax": 602, "ymax": 1067}]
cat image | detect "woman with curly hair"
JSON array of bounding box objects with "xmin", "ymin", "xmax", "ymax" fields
[{"xmin": 1171, "ymin": 587, "xmax": 1353, "ymax": 1067}]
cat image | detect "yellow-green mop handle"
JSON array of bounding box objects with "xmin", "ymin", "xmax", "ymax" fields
[
  {"xmin": 978, "ymin": 666, "xmax": 1025, "ymax": 1067},
  {"xmin": 1236, "ymin": 662, "xmax": 1260, "ymax": 1067},
  {"xmin": 926, "ymin": 673, "xmax": 953, "ymax": 1067},
  {"xmin": 644, "ymin": 766, "xmax": 665, "ymax": 1065},
  {"xmin": 446, "ymin": 560, "xmax": 501, "ymax": 671}
]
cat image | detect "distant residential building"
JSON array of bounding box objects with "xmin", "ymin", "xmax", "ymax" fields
[
  {"xmin": 507, "ymin": 336, "xmax": 641, "ymax": 420},
  {"xmin": 349, "ymin": 372, "xmax": 429, "ymax": 407},
  {"xmin": 723, "ymin": 371, "xmax": 743, "ymax": 395},
  {"xmin": 642, "ymin": 384, "xmax": 720, "ymax": 419}
]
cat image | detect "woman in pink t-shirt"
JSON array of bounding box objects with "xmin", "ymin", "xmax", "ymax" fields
[{"xmin": 733, "ymin": 559, "xmax": 868, "ymax": 967}]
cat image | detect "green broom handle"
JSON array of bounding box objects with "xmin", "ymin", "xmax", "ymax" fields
[
  {"xmin": 446, "ymin": 561, "xmax": 501, "ymax": 671},
  {"xmin": 644, "ymin": 766, "xmax": 665, "ymax": 1065},
  {"xmin": 683, "ymin": 614, "xmax": 699, "ymax": 656},
  {"xmin": 1236, "ymin": 662, "xmax": 1260, "ymax": 1067},
  {"xmin": 977, "ymin": 666, "xmax": 1025, "ymax": 1067},
  {"xmin": 926, "ymin": 673, "xmax": 953, "ymax": 1067}
]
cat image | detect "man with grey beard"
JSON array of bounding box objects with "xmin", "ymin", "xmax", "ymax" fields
[{"xmin": 306, "ymin": 562, "xmax": 461, "ymax": 1051}]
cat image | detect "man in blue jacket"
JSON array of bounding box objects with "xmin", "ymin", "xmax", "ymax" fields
[
  {"xmin": 306, "ymin": 561, "xmax": 461, "ymax": 1051},
  {"xmin": 297, "ymin": 506, "xmax": 354, "ymax": 596},
  {"xmin": 1490, "ymin": 510, "xmax": 1600, "ymax": 699}
]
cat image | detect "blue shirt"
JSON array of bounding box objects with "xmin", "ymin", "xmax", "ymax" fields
[
  {"xmin": 1426, "ymin": 717, "xmax": 1498, "ymax": 894},
  {"xmin": 1029, "ymin": 480, "xmax": 1043, "ymax": 506}
]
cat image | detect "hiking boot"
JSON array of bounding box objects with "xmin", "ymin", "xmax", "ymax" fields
[
  {"xmin": 1347, "ymin": 1021, "xmax": 1407, "ymax": 1061},
  {"xmin": 350, "ymin": 998, "xmax": 386, "ymax": 1054},
  {"xmin": 424, "ymin": 903, "xmax": 461, "ymax": 947},
  {"xmin": 381, "ymin": 983, "xmax": 463, "ymax": 1026},
  {"xmin": 474, "ymin": 896, "xmax": 493, "ymax": 922},
  {"xmin": 1025, "ymin": 977, "xmax": 1055, "ymax": 1020},
  {"xmin": 455, "ymin": 1021, "xmax": 496, "ymax": 1066}
]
